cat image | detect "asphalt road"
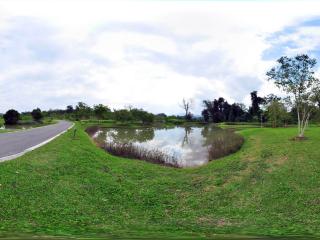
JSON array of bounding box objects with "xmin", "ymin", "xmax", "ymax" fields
[{"xmin": 0, "ymin": 120, "xmax": 73, "ymax": 161}]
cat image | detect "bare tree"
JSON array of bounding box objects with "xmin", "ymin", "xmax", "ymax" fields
[{"xmin": 180, "ymin": 98, "xmax": 193, "ymax": 120}]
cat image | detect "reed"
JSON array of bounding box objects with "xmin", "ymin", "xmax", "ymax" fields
[{"xmin": 101, "ymin": 142, "xmax": 179, "ymax": 168}]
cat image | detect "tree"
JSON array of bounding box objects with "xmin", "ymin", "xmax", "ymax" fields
[
  {"xmin": 130, "ymin": 108, "xmax": 154, "ymax": 124},
  {"xmin": 202, "ymin": 98, "xmax": 248, "ymax": 123},
  {"xmin": 31, "ymin": 108, "xmax": 43, "ymax": 122},
  {"xmin": 265, "ymin": 94, "xmax": 281, "ymax": 104},
  {"xmin": 312, "ymin": 83, "xmax": 320, "ymax": 108},
  {"xmin": 201, "ymin": 109, "xmax": 210, "ymax": 122},
  {"xmin": 267, "ymin": 54, "xmax": 320, "ymax": 138},
  {"xmin": 3, "ymin": 109, "xmax": 20, "ymax": 125},
  {"xmin": 202, "ymin": 99, "xmax": 224, "ymax": 123},
  {"xmin": 203, "ymin": 100, "xmax": 215, "ymax": 122},
  {"xmin": 265, "ymin": 99, "xmax": 288, "ymax": 128},
  {"xmin": 75, "ymin": 102, "xmax": 92, "ymax": 120},
  {"xmin": 114, "ymin": 109, "xmax": 133, "ymax": 122},
  {"xmin": 140, "ymin": 112, "xmax": 154, "ymax": 124},
  {"xmin": 66, "ymin": 105, "xmax": 74, "ymax": 114},
  {"xmin": 249, "ymin": 91, "xmax": 265, "ymax": 119},
  {"xmin": 180, "ymin": 98, "xmax": 193, "ymax": 120},
  {"xmin": 93, "ymin": 104, "xmax": 111, "ymax": 119}
]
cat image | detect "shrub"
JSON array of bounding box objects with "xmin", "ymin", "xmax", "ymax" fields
[
  {"xmin": 31, "ymin": 108, "xmax": 43, "ymax": 122},
  {"xmin": 3, "ymin": 109, "xmax": 20, "ymax": 125}
]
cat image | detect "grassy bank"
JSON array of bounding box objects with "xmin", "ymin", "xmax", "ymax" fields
[{"xmin": 0, "ymin": 123, "xmax": 320, "ymax": 238}]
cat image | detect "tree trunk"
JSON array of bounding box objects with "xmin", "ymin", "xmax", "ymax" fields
[{"xmin": 297, "ymin": 107, "xmax": 302, "ymax": 137}]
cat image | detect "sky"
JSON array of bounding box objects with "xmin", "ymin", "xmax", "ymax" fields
[{"xmin": 1, "ymin": 0, "xmax": 320, "ymax": 115}]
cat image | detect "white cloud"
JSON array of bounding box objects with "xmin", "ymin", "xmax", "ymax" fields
[{"xmin": 1, "ymin": 0, "xmax": 320, "ymax": 114}]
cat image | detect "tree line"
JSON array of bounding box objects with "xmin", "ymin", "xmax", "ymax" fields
[
  {"xmin": 1, "ymin": 103, "xmax": 157, "ymax": 125},
  {"xmin": 198, "ymin": 91, "xmax": 299, "ymax": 127}
]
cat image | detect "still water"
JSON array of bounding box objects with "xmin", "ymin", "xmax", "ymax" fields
[{"xmin": 90, "ymin": 125, "xmax": 243, "ymax": 168}]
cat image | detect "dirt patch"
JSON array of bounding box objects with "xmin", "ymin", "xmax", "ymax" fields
[{"xmin": 290, "ymin": 136, "xmax": 309, "ymax": 141}]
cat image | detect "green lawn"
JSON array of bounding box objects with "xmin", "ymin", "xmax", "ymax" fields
[{"xmin": 0, "ymin": 123, "xmax": 320, "ymax": 238}]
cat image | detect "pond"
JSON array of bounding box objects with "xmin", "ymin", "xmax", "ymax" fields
[{"xmin": 87, "ymin": 125, "xmax": 244, "ymax": 168}]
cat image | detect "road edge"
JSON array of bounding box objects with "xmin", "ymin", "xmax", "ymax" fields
[{"xmin": 0, "ymin": 122, "xmax": 75, "ymax": 163}]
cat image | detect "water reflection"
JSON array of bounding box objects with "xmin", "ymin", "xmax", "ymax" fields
[{"xmin": 90, "ymin": 125, "xmax": 243, "ymax": 168}]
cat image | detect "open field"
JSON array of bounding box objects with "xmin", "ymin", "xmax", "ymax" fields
[{"xmin": 0, "ymin": 123, "xmax": 319, "ymax": 238}]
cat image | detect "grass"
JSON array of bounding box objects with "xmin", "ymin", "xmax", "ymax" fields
[{"xmin": 0, "ymin": 123, "xmax": 320, "ymax": 238}]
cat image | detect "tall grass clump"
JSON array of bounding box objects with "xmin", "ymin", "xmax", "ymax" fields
[
  {"xmin": 208, "ymin": 130, "xmax": 244, "ymax": 160},
  {"xmin": 101, "ymin": 142, "xmax": 179, "ymax": 168}
]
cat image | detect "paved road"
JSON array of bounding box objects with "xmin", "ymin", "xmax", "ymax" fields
[{"xmin": 0, "ymin": 120, "xmax": 73, "ymax": 161}]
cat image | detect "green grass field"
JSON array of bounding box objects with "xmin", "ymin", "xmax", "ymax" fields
[{"xmin": 0, "ymin": 123, "xmax": 319, "ymax": 238}]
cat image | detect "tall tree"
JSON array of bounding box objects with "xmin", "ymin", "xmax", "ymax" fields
[
  {"xmin": 75, "ymin": 102, "xmax": 92, "ymax": 120},
  {"xmin": 201, "ymin": 109, "xmax": 210, "ymax": 122},
  {"xmin": 66, "ymin": 105, "xmax": 74, "ymax": 114},
  {"xmin": 267, "ymin": 54, "xmax": 320, "ymax": 138},
  {"xmin": 202, "ymin": 98, "xmax": 246, "ymax": 123},
  {"xmin": 249, "ymin": 91, "xmax": 265, "ymax": 119},
  {"xmin": 93, "ymin": 104, "xmax": 111, "ymax": 119}
]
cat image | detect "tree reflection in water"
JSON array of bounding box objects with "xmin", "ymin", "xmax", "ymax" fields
[
  {"xmin": 182, "ymin": 126, "xmax": 192, "ymax": 147},
  {"xmin": 88, "ymin": 125, "xmax": 244, "ymax": 168}
]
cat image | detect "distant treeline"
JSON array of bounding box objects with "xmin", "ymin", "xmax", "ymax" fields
[
  {"xmin": 1, "ymin": 90, "xmax": 320, "ymax": 127},
  {"xmin": 201, "ymin": 91, "xmax": 320, "ymax": 127},
  {"xmin": 1, "ymin": 103, "xmax": 184, "ymax": 125}
]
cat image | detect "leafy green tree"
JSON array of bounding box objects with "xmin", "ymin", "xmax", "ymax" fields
[
  {"xmin": 93, "ymin": 104, "xmax": 111, "ymax": 119},
  {"xmin": 130, "ymin": 108, "xmax": 154, "ymax": 124},
  {"xmin": 140, "ymin": 112, "xmax": 154, "ymax": 124},
  {"xmin": 267, "ymin": 54, "xmax": 320, "ymax": 138},
  {"xmin": 75, "ymin": 102, "xmax": 92, "ymax": 120},
  {"xmin": 266, "ymin": 100, "xmax": 288, "ymax": 128},
  {"xmin": 3, "ymin": 109, "xmax": 20, "ymax": 125},
  {"xmin": 31, "ymin": 108, "xmax": 43, "ymax": 122},
  {"xmin": 312, "ymin": 83, "xmax": 320, "ymax": 108},
  {"xmin": 114, "ymin": 109, "xmax": 133, "ymax": 122}
]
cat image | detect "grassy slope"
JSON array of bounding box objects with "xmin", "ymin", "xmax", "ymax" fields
[{"xmin": 0, "ymin": 124, "xmax": 320, "ymax": 238}]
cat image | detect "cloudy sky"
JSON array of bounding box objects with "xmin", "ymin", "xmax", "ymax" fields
[{"xmin": 1, "ymin": 0, "xmax": 320, "ymax": 114}]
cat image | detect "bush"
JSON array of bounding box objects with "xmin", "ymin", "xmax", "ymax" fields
[
  {"xmin": 130, "ymin": 108, "xmax": 154, "ymax": 124},
  {"xmin": 31, "ymin": 108, "xmax": 43, "ymax": 122},
  {"xmin": 3, "ymin": 109, "xmax": 20, "ymax": 125}
]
